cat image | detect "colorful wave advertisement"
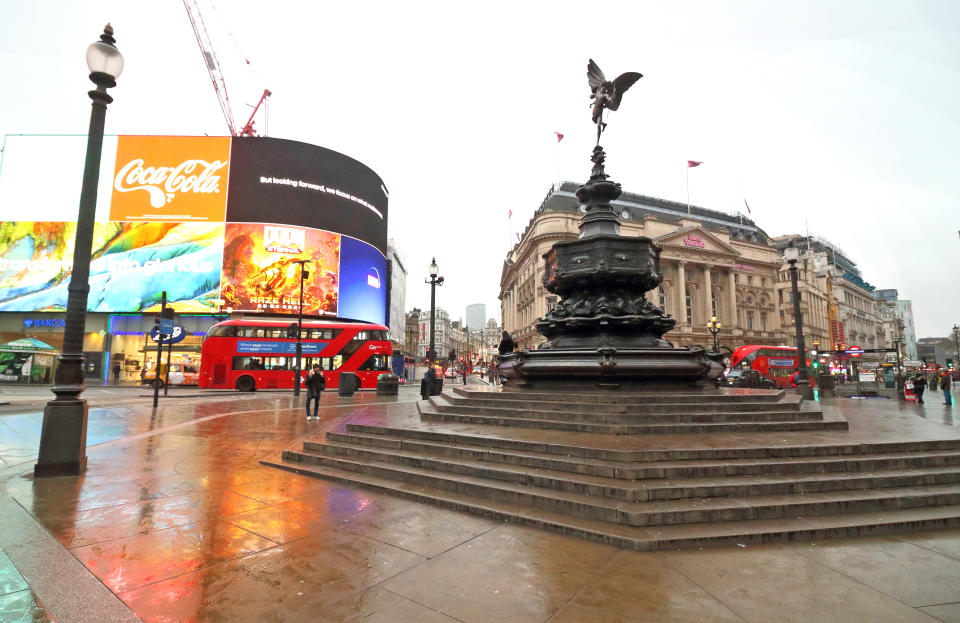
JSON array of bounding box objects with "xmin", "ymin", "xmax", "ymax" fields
[
  {"xmin": 220, "ymin": 223, "xmax": 340, "ymax": 316},
  {"xmin": 0, "ymin": 222, "xmax": 224, "ymax": 312}
]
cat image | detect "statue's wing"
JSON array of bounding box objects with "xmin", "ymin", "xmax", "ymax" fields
[
  {"xmin": 587, "ymin": 59, "xmax": 605, "ymax": 94},
  {"xmin": 607, "ymin": 72, "xmax": 643, "ymax": 110}
]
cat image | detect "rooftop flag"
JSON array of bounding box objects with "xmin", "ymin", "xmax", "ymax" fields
[
  {"xmin": 687, "ymin": 160, "xmax": 702, "ymax": 168},
  {"xmin": 744, "ymin": 199, "xmax": 752, "ymax": 214},
  {"xmin": 554, "ymin": 132, "xmax": 564, "ymax": 142}
]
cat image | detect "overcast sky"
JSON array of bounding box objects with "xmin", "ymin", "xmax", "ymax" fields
[{"xmin": 1, "ymin": 1, "xmax": 957, "ymax": 337}]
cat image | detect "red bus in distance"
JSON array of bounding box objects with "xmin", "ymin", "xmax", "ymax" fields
[
  {"xmin": 730, "ymin": 345, "xmax": 810, "ymax": 388},
  {"xmin": 199, "ymin": 318, "xmax": 392, "ymax": 392}
]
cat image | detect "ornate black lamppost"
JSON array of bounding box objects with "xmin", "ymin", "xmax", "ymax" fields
[
  {"xmin": 292, "ymin": 259, "xmax": 311, "ymax": 397},
  {"xmin": 35, "ymin": 25, "xmax": 123, "ymax": 477},
  {"xmin": 784, "ymin": 246, "xmax": 808, "ymax": 383},
  {"xmin": 707, "ymin": 316, "xmax": 721, "ymax": 352},
  {"xmin": 953, "ymin": 324, "xmax": 959, "ymax": 368},
  {"xmin": 425, "ymin": 258, "xmax": 444, "ymax": 366}
]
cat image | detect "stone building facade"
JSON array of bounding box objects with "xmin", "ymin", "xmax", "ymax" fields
[{"xmin": 500, "ymin": 184, "xmax": 788, "ymax": 352}]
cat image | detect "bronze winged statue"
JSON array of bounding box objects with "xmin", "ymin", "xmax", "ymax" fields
[{"xmin": 588, "ymin": 59, "xmax": 642, "ymax": 142}]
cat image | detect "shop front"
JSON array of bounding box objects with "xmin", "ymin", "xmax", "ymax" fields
[
  {"xmin": 0, "ymin": 312, "xmax": 219, "ymax": 385},
  {"xmin": 0, "ymin": 312, "xmax": 108, "ymax": 381},
  {"xmin": 106, "ymin": 314, "xmax": 220, "ymax": 385},
  {"xmin": 0, "ymin": 337, "xmax": 57, "ymax": 384}
]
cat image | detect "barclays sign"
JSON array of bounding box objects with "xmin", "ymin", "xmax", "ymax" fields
[{"xmin": 24, "ymin": 318, "xmax": 66, "ymax": 328}]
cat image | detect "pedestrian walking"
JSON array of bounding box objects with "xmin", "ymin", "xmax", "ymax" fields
[
  {"xmin": 304, "ymin": 364, "xmax": 325, "ymax": 421},
  {"xmin": 461, "ymin": 365, "xmax": 468, "ymax": 386},
  {"xmin": 913, "ymin": 373, "xmax": 927, "ymax": 404},
  {"xmin": 930, "ymin": 373, "xmax": 940, "ymax": 392},
  {"xmin": 112, "ymin": 361, "xmax": 121, "ymax": 385},
  {"xmin": 942, "ymin": 372, "xmax": 953, "ymax": 406}
]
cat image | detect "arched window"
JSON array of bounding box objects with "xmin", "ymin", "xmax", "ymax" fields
[
  {"xmin": 685, "ymin": 289, "xmax": 693, "ymax": 324},
  {"xmin": 658, "ymin": 286, "xmax": 666, "ymax": 312}
]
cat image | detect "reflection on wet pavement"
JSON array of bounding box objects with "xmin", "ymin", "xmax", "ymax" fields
[
  {"xmin": 2, "ymin": 388, "xmax": 960, "ymax": 621},
  {"xmin": 0, "ymin": 549, "xmax": 51, "ymax": 622}
]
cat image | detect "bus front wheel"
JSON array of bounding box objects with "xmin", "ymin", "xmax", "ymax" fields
[{"xmin": 236, "ymin": 376, "xmax": 256, "ymax": 392}]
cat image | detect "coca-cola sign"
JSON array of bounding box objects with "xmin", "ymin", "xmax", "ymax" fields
[
  {"xmin": 114, "ymin": 158, "xmax": 226, "ymax": 208},
  {"xmin": 109, "ymin": 136, "xmax": 231, "ymax": 222}
]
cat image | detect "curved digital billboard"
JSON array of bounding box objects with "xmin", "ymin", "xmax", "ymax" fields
[{"xmin": 0, "ymin": 135, "xmax": 388, "ymax": 324}]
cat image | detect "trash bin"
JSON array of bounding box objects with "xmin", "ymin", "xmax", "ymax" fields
[
  {"xmin": 376, "ymin": 373, "xmax": 399, "ymax": 396},
  {"xmin": 432, "ymin": 376, "xmax": 443, "ymax": 396},
  {"xmin": 338, "ymin": 372, "xmax": 358, "ymax": 396}
]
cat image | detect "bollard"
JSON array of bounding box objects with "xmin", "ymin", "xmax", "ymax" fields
[
  {"xmin": 376, "ymin": 373, "xmax": 399, "ymax": 396},
  {"xmin": 338, "ymin": 372, "xmax": 358, "ymax": 396}
]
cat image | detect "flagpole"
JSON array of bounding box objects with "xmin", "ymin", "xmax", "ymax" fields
[
  {"xmin": 556, "ymin": 140, "xmax": 560, "ymax": 188},
  {"xmin": 686, "ymin": 165, "xmax": 690, "ymax": 215}
]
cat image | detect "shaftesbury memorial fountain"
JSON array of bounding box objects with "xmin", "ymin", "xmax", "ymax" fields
[{"xmin": 500, "ymin": 60, "xmax": 724, "ymax": 389}]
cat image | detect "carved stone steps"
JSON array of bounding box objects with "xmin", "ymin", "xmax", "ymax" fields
[
  {"xmin": 341, "ymin": 423, "xmax": 960, "ymax": 463},
  {"xmin": 419, "ymin": 404, "xmax": 846, "ymax": 434},
  {"xmin": 445, "ymin": 392, "xmax": 797, "ymax": 415},
  {"xmin": 317, "ymin": 433, "xmax": 960, "ymax": 481},
  {"xmin": 262, "ymin": 456, "xmax": 960, "ymax": 550},
  {"xmin": 452, "ymin": 386, "xmax": 784, "ymax": 404},
  {"xmin": 433, "ymin": 401, "xmax": 816, "ymax": 424},
  {"xmin": 313, "ymin": 439, "xmax": 960, "ymax": 502}
]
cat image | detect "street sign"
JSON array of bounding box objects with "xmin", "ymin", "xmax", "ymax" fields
[
  {"xmin": 158, "ymin": 317, "xmax": 175, "ymax": 337},
  {"xmin": 150, "ymin": 324, "xmax": 186, "ymax": 344},
  {"xmin": 846, "ymin": 345, "xmax": 864, "ymax": 358}
]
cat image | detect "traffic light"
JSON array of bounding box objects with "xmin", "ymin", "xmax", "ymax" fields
[
  {"xmin": 449, "ymin": 349, "xmax": 456, "ymax": 361},
  {"xmin": 812, "ymin": 360, "xmax": 819, "ymax": 370}
]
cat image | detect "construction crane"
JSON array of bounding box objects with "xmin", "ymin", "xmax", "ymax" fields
[{"xmin": 183, "ymin": 0, "xmax": 269, "ymax": 137}]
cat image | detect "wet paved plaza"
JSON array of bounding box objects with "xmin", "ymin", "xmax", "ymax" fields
[{"xmin": 2, "ymin": 385, "xmax": 960, "ymax": 622}]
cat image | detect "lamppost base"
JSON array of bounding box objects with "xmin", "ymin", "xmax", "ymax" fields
[{"xmin": 34, "ymin": 399, "xmax": 89, "ymax": 477}]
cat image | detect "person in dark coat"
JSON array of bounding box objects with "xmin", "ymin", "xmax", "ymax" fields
[
  {"xmin": 942, "ymin": 372, "xmax": 953, "ymax": 406},
  {"xmin": 421, "ymin": 366, "xmax": 436, "ymax": 400},
  {"xmin": 913, "ymin": 373, "xmax": 927, "ymax": 404},
  {"xmin": 305, "ymin": 364, "xmax": 325, "ymax": 420},
  {"xmin": 498, "ymin": 331, "xmax": 515, "ymax": 356}
]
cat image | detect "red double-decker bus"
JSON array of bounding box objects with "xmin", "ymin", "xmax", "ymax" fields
[
  {"xmin": 730, "ymin": 345, "xmax": 809, "ymax": 388},
  {"xmin": 199, "ymin": 318, "xmax": 392, "ymax": 391}
]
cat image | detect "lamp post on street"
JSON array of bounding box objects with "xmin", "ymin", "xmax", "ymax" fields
[
  {"xmin": 785, "ymin": 246, "xmax": 808, "ymax": 383},
  {"xmin": 35, "ymin": 25, "xmax": 123, "ymax": 477},
  {"xmin": 292, "ymin": 259, "xmax": 311, "ymax": 397},
  {"xmin": 425, "ymin": 258, "xmax": 444, "ymax": 366},
  {"xmin": 953, "ymin": 324, "xmax": 959, "ymax": 368},
  {"xmin": 707, "ymin": 316, "xmax": 721, "ymax": 353}
]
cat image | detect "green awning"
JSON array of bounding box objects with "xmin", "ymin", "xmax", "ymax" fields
[{"xmin": 0, "ymin": 338, "xmax": 57, "ymax": 353}]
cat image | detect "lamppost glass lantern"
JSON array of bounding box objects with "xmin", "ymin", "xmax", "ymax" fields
[
  {"xmin": 86, "ymin": 36, "xmax": 124, "ymax": 78},
  {"xmin": 784, "ymin": 246, "xmax": 800, "ymax": 263},
  {"xmin": 428, "ymin": 257, "xmax": 439, "ymax": 278}
]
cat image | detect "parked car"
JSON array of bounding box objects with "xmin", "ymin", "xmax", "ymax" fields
[
  {"xmin": 724, "ymin": 369, "xmax": 777, "ymax": 389},
  {"xmin": 142, "ymin": 363, "xmax": 199, "ymax": 388}
]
